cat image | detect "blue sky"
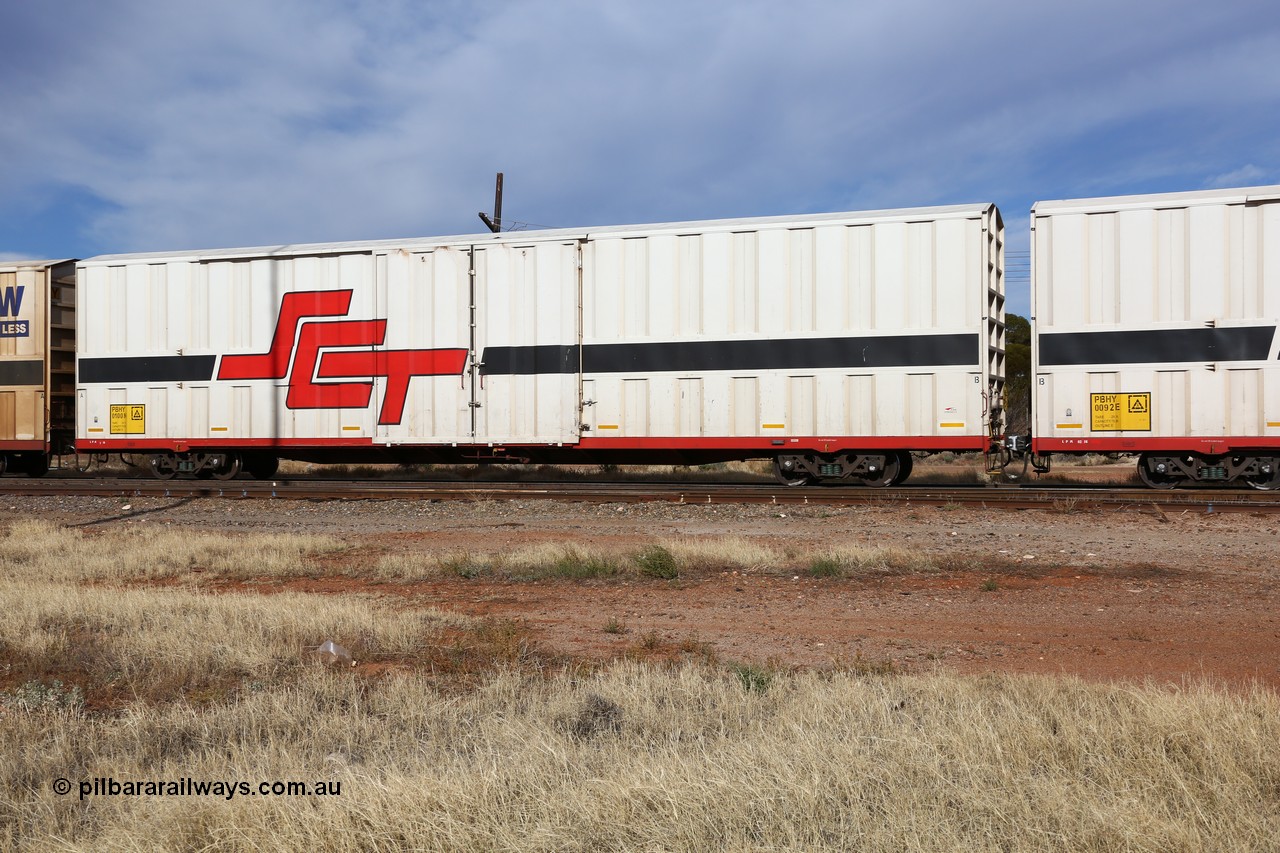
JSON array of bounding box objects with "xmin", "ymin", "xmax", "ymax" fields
[{"xmin": 2, "ymin": 0, "xmax": 1278, "ymax": 317}]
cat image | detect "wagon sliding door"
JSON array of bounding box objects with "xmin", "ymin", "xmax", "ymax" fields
[
  {"xmin": 373, "ymin": 249, "xmax": 474, "ymax": 445},
  {"xmin": 473, "ymin": 241, "xmax": 582, "ymax": 445}
]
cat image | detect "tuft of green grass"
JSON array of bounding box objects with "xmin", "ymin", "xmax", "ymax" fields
[
  {"xmin": 808, "ymin": 556, "xmax": 845, "ymax": 578},
  {"xmin": 634, "ymin": 545, "xmax": 678, "ymax": 579},
  {"xmin": 807, "ymin": 545, "xmax": 937, "ymax": 578},
  {"xmin": 550, "ymin": 549, "xmax": 618, "ymax": 580},
  {"xmin": 731, "ymin": 662, "xmax": 774, "ymax": 694},
  {"xmin": 439, "ymin": 554, "xmax": 490, "ymax": 579}
]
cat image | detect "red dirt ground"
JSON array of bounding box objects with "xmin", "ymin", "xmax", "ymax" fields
[
  {"xmin": 218, "ymin": 559, "xmax": 1280, "ymax": 688},
  {"xmin": 8, "ymin": 482, "xmax": 1279, "ymax": 689}
]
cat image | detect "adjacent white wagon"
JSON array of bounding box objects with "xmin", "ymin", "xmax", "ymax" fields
[{"xmin": 1030, "ymin": 185, "xmax": 1280, "ymax": 488}]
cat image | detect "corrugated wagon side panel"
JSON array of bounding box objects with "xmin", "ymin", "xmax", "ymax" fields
[
  {"xmin": 0, "ymin": 389, "xmax": 44, "ymax": 445},
  {"xmin": 0, "ymin": 393, "xmax": 16, "ymax": 442},
  {"xmin": 1265, "ymin": 203, "xmax": 1280, "ymax": 318},
  {"xmin": 872, "ymin": 222, "xmax": 907, "ymax": 331},
  {"xmin": 1117, "ymin": 210, "xmax": 1155, "ymax": 324},
  {"xmin": 934, "ymin": 218, "xmax": 970, "ymax": 330},
  {"xmin": 579, "ymin": 211, "xmax": 994, "ymax": 447}
]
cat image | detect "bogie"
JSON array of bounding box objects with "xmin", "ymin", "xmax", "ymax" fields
[
  {"xmin": 147, "ymin": 452, "xmax": 249, "ymax": 480},
  {"xmin": 1135, "ymin": 452, "xmax": 1280, "ymax": 490},
  {"xmin": 773, "ymin": 451, "xmax": 913, "ymax": 487}
]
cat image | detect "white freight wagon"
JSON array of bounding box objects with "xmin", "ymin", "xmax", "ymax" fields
[
  {"xmin": 1030, "ymin": 185, "xmax": 1280, "ymax": 488},
  {"xmin": 75, "ymin": 203, "xmax": 1006, "ymax": 484},
  {"xmin": 0, "ymin": 259, "xmax": 76, "ymax": 476}
]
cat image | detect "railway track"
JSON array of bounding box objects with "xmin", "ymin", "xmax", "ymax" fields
[{"xmin": 1, "ymin": 476, "xmax": 1277, "ymax": 513}]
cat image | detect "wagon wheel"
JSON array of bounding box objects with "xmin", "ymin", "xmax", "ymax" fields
[
  {"xmin": 24, "ymin": 454, "xmax": 49, "ymax": 478},
  {"xmin": 890, "ymin": 452, "xmax": 914, "ymax": 485},
  {"xmin": 148, "ymin": 454, "xmax": 178, "ymax": 480},
  {"xmin": 212, "ymin": 453, "xmax": 243, "ymax": 481},
  {"xmin": 243, "ymin": 454, "xmax": 279, "ymax": 480},
  {"xmin": 773, "ymin": 457, "xmax": 815, "ymax": 487},
  {"xmin": 861, "ymin": 453, "xmax": 902, "ymax": 488},
  {"xmin": 1242, "ymin": 457, "xmax": 1280, "ymax": 491},
  {"xmin": 1136, "ymin": 454, "xmax": 1180, "ymax": 490}
]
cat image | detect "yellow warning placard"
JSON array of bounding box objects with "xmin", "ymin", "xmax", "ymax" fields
[
  {"xmin": 110, "ymin": 404, "xmax": 146, "ymax": 435},
  {"xmin": 1090, "ymin": 393, "xmax": 1150, "ymax": 431}
]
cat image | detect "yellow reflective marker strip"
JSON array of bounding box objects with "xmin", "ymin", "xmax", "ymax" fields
[
  {"xmin": 939, "ymin": 422, "xmax": 965, "ymax": 428},
  {"xmin": 1056, "ymin": 423, "xmax": 1083, "ymax": 429},
  {"xmin": 342, "ymin": 426, "xmax": 362, "ymax": 431},
  {"xmin": 210, "ymin": 427, "xmax": 228, "ymax": 432},
  {"xmin": 597, "ymin": 424, "xmax": 619, "ymax": 430},
  {"xmin": 761, "ymin": 423, "xmax": 786, "ymax": 429}
]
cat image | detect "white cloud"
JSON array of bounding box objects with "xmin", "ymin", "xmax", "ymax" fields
[{"xmin": 1207, "ymin": 164, "xmax": 1274, "ymax": 188}]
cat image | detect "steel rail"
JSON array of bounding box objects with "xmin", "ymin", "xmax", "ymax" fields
[{"xmin": 0, "ymin": 477, "xmax": 1277, "ymax": 512}]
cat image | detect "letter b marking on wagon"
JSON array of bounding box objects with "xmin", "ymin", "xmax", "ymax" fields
[{"xmin": 216, "ymin": 290, "xmax": 467, "ymax": 425}]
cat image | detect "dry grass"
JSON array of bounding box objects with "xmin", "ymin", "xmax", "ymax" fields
[
  {"xmin": 0, "ymin": 578, "xmax": 460, "ymax": 706},
  {"xmin": 4, "ymin": 663, "xmax": 1278, "ymax": 851},
  {"xmin": 3, "ymin": 519, "xmax": 1279, "ymax": 850},
  {"xmin": 1, "ymin": 518, "xmax": 344, "ymax": 582},
  {"xmin": 3, "ymin": 518, "xmax": 946, "ymax": 588},
  {"xmin": 0, "ymin": 520, "xmax": 466, "ymax": 708},
  {"xmin": 374, "ymin": 536, "xmax": 946, "ymax": 583},
  {"xmin": 376, "ymin": 542, "xmax": 623, "ymax": 581}
]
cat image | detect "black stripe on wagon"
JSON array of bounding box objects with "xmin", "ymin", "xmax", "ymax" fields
[
  {"xmin": 481, "ymin": 333, "xmax": 978, "ymax": 375},
  {"xmin": 78, "ymin": 355, "xmax": 217, "ymax": 384},
  {"xmin": 0, "ymin": 359, "xmax": 43, "ymax": 386},
  {"xmin": 1039, "ymin": 326, "xmax": 1276, "ymax": 366}
]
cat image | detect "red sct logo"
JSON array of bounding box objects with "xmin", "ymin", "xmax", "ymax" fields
[{"xmin": 217, "ymin": 290, "xmax": 467, "ymax": 425}]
